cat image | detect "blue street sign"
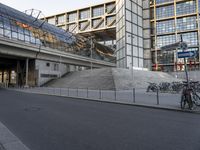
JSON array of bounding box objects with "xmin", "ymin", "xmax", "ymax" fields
[{"xmin": 177, "ymin": 51, "xmax": 196, "ymax": 58}]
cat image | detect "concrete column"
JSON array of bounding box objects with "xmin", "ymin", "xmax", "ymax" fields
[
  {"xmin": 25, "ymin": 58, "xmax": 29, "ymax": 87},
  {"xmin": 2, "ymin": 71, "xmax": 4, "ymax": 83},
  {"xmin": 16, "ymin": 61, "xmax": 20, "ymax": 87},
  {"xmin": 8, "ymin": 70, "xmax": 11, "ymax": 85}
]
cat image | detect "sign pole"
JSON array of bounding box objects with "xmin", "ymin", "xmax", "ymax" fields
[{"xmin": 180, "ymin": 35, "xmax": 189, "ymax": 86}]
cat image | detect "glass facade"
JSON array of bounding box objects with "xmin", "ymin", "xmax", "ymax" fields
[
  {"xmin": 68, "ymin": 12, "xmax": 77, "ymax": 22},
  {"xmin": 47, "ymin": 17, "xmax": 55, "ymax": 25},
  {"xmin": 79, "ymin": 21, "xmax": 90, "ymax": 31},
  {"xmin": 176, "ymin": 16, "xmax": 197, "ymax": 31},
  {"xmin": 92, "ymin": 18, "xmax": 104, "ymax": 29},
  {"xmin": 157, "ymin": 34, "xmax": 176, "ymax": 48},
  {"xmin": 0, "ymin": 3, "xmax": 115, "ymax": 63},
  {"xmin": 0, "ymin": 6, "xmax": 76, "ymax": 49},
  {"xmin": 116, "ymin": 0, "xmax": 126, "ymax": 68},
  {"xmin": 156, "ymin": 5, "xmax": 174, "ymax": 19},
  {"xmin": 151, "ymin": 0, "xmax": 200, "ymax": 71},
  {"xmin": 176, "ymin": 1, "xmax": 196, "ymax": 16},
  {"xmin": 92, "ymin": 6, "xmax": 104, "ymax": 17},
  {"xmin": 79, "ymin": 9, "xmax": 90, "ymax": 20},
  {"xmin": 106, "ymin": 3, "xmax": 116, "ymax": 14},
  {"xmin": 116, "ymin": 0, "xmax": 143, "ymax": 68},
  {"xmin": 156, "ymin": 19, "xmax": 175, "ymax": 34},
  {"xmin": 106, "ymin": 16, "xmax": 116, "ymax": 26},
  {"xmin": 156, "ymin": 0, "xmax": 173, "ymax": 4}
]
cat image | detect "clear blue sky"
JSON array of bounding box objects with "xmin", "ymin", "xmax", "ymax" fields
[{"xmin": 1, "ymin": 0, "xmax": 106, "ymax": 16}]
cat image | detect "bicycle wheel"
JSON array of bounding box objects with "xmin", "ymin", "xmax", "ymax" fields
[
  {"xmin": 187, "ymin": 95, "xmax": 193, "ymax": 110},
  {"xmin": 181, "ymin": 95, "xmax": 186, "ymax": 109}
]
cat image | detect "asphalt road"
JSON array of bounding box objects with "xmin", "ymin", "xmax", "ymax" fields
[{"xmin": 0, "ymin": 89, "xmax": 200, "ymax": 150}]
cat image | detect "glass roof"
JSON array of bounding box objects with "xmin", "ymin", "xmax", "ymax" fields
[
  {"xmin": 0, "ymin": 3, "xmax": 76, "ymax": 45},
  {"xmin": 0, "ymin": 3, "xmax": 115, "ymax": 63}
]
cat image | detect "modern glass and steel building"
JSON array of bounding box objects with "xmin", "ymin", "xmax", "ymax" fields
[
  {"xmin": 150, "ymin": 0, "xmax": 200, "ymax": 72},
  {"xmin": 44, "ymin": 0, "xmax": 145, "ymax": 69},
  {"xmin": 0, "ymin": 3, "xmax": 115, "ymax": 62},
  {"xmin": 43, "ymin": 0, "xmax": 200, "ymax": 72},
  {"xmin": 44, "ymin": 0, "xmax": 116, "ymax": 51},
  {"xmin": 0, "ymin": 3, "xmax": 115, "ymax": 87}
]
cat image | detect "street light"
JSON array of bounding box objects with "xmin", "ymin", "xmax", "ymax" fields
[
  {"xmin": 130, "ymin": 62, "xmax": 134, "ymax": 88},
  {"xmin": 90, "ymin": 36, "xmax": 95, "ymax": 74}
]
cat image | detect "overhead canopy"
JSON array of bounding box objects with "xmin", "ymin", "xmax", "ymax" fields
[
  {"xmin": 0, "ymin": 3, "xmax": 76, "ymax": 45},
  {"xmin": 0, "ymin": 3, "xmax": 115, "ymax": 62}
]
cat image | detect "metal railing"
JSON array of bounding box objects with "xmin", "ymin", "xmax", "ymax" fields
[{"xmin": 10, "ymin": 87, "xmax": 182, "ymax": 109}]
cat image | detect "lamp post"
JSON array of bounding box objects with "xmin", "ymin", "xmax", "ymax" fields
[
  {"xmin": 130, "ymin": 62, "xmax": 134, "ymax": 87},
  {"xmin": 90, "ymin": 36, "xmax": 95, "ymax": 74}
]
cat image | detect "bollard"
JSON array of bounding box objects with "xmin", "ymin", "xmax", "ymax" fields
[
  {"xmin": 87, "ymin": 88, "xmax": 89, "ymax": 98},
  {"xmin": 114, "ymin": 88, "xmax": 117, "ymax": 101},
  {"xmin": 133, "ymin": 88, "xmax": 136, "ymax": 103},
  {"xmin": 77, "ymin": 88, "xmax": 79, "ymax": 97},
  {"xmin": 156, "ymin": 88, "xmax": 159, "ymax": 105},
  {"xmin": 67, "ymin": 87, "xmax": 69, "ymax": 96},
  {"xmin": 53, "ymin": 88, "xmax": 55, "ymax": 95},
  {"xmin": 99, "ymin": 89, "xmax": 102, "ymax": 99}
]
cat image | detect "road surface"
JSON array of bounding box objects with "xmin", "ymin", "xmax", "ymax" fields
[{"xmin": 0, "ymin": 89, "xmax": 200, "ymax": 150}]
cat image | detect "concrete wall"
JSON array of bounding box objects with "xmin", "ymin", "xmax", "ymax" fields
[
  {"xmin": 35, "ymin": 60, "xmax": 69, "ymax": 86},
  {"xmin": 170, "ymin": 70, "xmax": 200, "ymax": 81}
]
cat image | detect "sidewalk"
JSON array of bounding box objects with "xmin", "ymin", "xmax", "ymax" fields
[
  {"xmin": 0, "ymin": 121, "xmax": 30, "ymax": 150},
  {"xmin": 12, "ymin": 87, "xmax": 200, "ymax": 114}
]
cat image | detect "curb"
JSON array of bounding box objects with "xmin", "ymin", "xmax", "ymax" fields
[
  {"xmin": 0, "ymin": 122, "xmax": 30, "ymax": 150},
  {"xmin": 14, "ymin": 89, "xmax": 200, "ymax": 114}
]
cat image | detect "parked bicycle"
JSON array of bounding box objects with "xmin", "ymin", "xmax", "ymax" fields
[
  {"xmin": 171, "ymin": 82, "xmax": 183, "ymax": 93},
  {"xmin": 180, "ymin": 81, "xmax": 200, "ymax": 110},
  {"xmin": 146, "ymin": 82, "xmax": 158, "ymax": 92},
  {"xmin": 159, "ymin": 82, "xmax": 171, "ymax": 92}
]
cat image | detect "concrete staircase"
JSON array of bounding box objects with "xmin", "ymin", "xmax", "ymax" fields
[
  {"xmin": 46, "ymin": 68, "xmax": 181, "ymax": 90},
  {"xmin": 112, "ymin": 68, "xmax": 182, "ymax": 89},
  {"xmin": 45, "ymin": 68, "xmax": 115, "ymax": 90}
]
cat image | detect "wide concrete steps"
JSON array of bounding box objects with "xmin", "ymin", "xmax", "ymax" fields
[
  {"xmin": 113, "ymin": 68, "xmax": 182, "ymax": 89},
  {"xmin": 46, "ymin": 68, "xmax": 181, "ymax": 90},
  {"xmin": 46, "ymin": 68, "xmax": 115, "ymax": 90}
]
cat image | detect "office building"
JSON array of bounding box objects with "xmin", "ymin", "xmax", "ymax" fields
[{"xmin": 44, "ymin": 0, "xmax": 200, "ymax": 72}]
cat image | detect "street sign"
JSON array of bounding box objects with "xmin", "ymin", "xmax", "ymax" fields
[
  {"xmin": 160, "ymin": 42, "xmax": 181, "ymax": 51},
  {"xmin": 177, "ymin": 51, "xmax": 196, "ymax": 58}
]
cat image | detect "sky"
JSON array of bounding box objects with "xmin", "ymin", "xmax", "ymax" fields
[{"xmin": 0, "ymin": 0, "xmax": 106, "ymax": 16}]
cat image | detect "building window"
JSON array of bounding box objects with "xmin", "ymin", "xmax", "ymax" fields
[
  {"xmin": 57, "ymin": 15, "xmax": 65, "ymax": 24},
  {"xmin": 176, "ymin": 1, "xmax": 196, "ymax": 16},
  {"xmin": 177, "ymin": 32, "xmax": 198, "ymax": 46},
  {"xmin": 68, "ymin": 23, "xmax": 77, "ymax": 32},
  {"xmin": 92, "ymin": 18, "xmax": 104, "ymax": 29},
  {"xmin": 156, "ymin": 0, "xmax": 173, "ymax": 4},
  {"xmin": 106, "ymin": 3, "xmax": 116, "ymax": 14},
  {"xmin": 106, "ymin": 16, "xmax": 116, "ymax": 26},
  {"xmin": 46, "ymin": 63, "xmax": 50, "ymax": 67},
  {"xmin": 156, "ymin": 5, "xmax": 174, "ymax": 19},
  {"xmin": 157, "ymin": 34, "xmax": 176, "ymax": 48},
  {"xmin": 68, "ymin": 12, "xmax": 77, "ymax": 22},
  {"xmin": 156, "ymin": 19, "xmax": 175, "ymax": 34},
  {"xmin": 47, "ymin": 17, "xmax": 55, "ymax": 25},
  {"xmin": 92, "ymin": 6, "xmax": 104, "ymax": 17},
  {"xmin": 54, "ymin": 64, "xmax": 59, "ymax": 71},
  {"xmin": 79, "ymin": 21, "xmax": 90, "ymax": 31},
  {"xmin": 177, "ymin": 16, "xmax": 197, "ymax": 31},
  {"xmin": 79, "ymin": 9, "xmax": 90, "ymax": 20}
]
